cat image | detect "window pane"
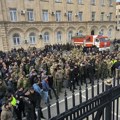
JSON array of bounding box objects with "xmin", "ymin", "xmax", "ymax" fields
[
  {"xmin": 109, "ymin": 0, "xmax": 112, "ymax": 6},
  {"xmin": 91, "ymin": 0, "xmax": 95, "ymax": 5},
  {"xmin": 55, "ymin": 0, "xmax": 61, "ymax": 2},
  {"xmin": 9, "ymin": 8, "xmax": 17, "ymax": 21},
  {"xmin": 101, "ymin": 0, "xmax": 104, "ymax": 5},
  {"xmin": 56, "ymin": 11, "xmax": 61, "ymax": 22},
  {"xmin": 29, "ymin": 33, "xmax": 36, "ymax": 44},
  {"xmin": 67, "ymin": 0, "xmax": 72, "ymax": 3},
  {"xmin": 91, "ymin": 12, "xmax": 95, "ymax": 21},
  {"xmin": 68, "ymin": 11, "xmax": 72, "ymax": 21},
  {"xmin": 27, "ymin": 9, "xmax": 34, "ymax": 21},
  {"xmin": 78, "ymin": 0, "xmax": 83, "ymax": 4},
  {"xmin": 57, "ymin": 31, "xmax": 62, "ymax": 42},
  {"xmin": 13, "ymin": 34, "xmax": 20, "ymax": 45},
  {"xmin": 68, "ymin": 31, "xmax": 73, "ymax": 41},
  {"xmin": 101, "ymin": 12, "xmax": 104, "ymax": 21},
  {"xmin": 78, "ymin": 12, "xmax": 83, "ymax": 21},
  {"xmin": 44, "ymin": 32, "xmax": 49, "ymax": 43},
  {"xmin": 42, "ymin": 10, "xmax": 48, "ymax": 22},
  {"xmin": 108, "ymin": 29, "xmax": 112, "ymax": 37}
]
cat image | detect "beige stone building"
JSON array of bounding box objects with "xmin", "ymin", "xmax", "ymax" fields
[
  {"xmin": 0, "ymin": 0, "xmax": 116, "ymax": 51},
  {"xmin": 116, "ymin": 2, "xmax": 120, "ymax": 39}
]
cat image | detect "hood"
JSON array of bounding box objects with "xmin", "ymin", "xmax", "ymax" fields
[{"xmin": 2, "ymin": 105, "xmax": 8, "ymax": 112}]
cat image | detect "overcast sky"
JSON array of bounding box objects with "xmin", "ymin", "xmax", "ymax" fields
[{"xmin": 116, "ymin": 0, "xmax": 120, "ymax": 2}]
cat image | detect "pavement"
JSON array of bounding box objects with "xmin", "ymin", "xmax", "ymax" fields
[
  {"xmin": 41, "ymin": 78, "xmax": 120, "ymax": 120},
  {"xmin": 41, "ymin": 79, "xmax": 105, "ymax": 119}
]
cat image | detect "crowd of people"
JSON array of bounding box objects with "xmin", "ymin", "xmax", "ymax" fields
[
  {"xmin": 113, "ymin": 39, "xmax": 120, "ymax": 51},
  {"xmin": 0, "ymin": 43, "xmax": 120, "ymax": 120}
]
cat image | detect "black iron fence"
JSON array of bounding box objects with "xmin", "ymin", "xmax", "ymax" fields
[{"xmin": 38, "ymin": 69, "xmax": 120, "ymax": 120}]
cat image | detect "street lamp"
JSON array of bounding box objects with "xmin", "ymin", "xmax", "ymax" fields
[
  {"xmin": 25, "ymin": 40, "xmax": 28, "ymax": 44},
  {"xmin": 24, "ymin": 40, "xmax": 29, "ymax": 50},
  {"xmin": 39, "ymin": 34, "xmax": 43, "ymax": 40}
]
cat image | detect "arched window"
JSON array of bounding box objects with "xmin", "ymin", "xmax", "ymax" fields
[
  {"xmin": 68, "ymin": 31, "xmax": 73, "ymax": 42},
  {"xmin": 57, "ymin": 31, "xmax": 62, "ymax": 42},
  {"xmin": 78, "ymin": 30, "xmax": 83, "ymax": 36},
  {"xmin": 13, "ymin": 33, "xmax": 20, "ymax": 45},
  {"xmin": 108, "ymin": 29, "xmax": 112, "ymax": 37},
  {"xmin": 100, "ymin": 29, "xmax": 104, "ymax": 35},
  {"xmin": 43, "ymin": 32, "xmax": 49, "ymax": 43},
  {"xmin": 29, "ymin": 32, "xmax": 36, "ymax": 44}
]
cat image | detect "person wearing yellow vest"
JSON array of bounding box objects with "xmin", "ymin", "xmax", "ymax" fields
[
  {"xmin": 11, "ymin": 96, "xmax": 17, "ymax": 107},
  {"xmin": 110, "ymin": 59, "xmax": 117, "ymax": 65},
  {"xmin": 7, "ymin": 94, "xmax": 17, "ymax": 119},
  {"xmin": 7, "ymin": 94, "xmax": 17, "ymax": 107}
]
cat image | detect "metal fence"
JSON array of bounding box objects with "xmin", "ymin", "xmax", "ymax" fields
[{"xmin": 38, "ymin": 69, "xmax": 120, "ymax": 120}]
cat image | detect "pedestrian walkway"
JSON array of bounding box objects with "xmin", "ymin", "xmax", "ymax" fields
[{"xmin": 41, "ymin": 79, "xmax": 104, "ymax": 119}]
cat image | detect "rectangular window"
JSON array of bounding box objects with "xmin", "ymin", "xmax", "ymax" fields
[
  {"xmin": 55, "ymin": 0, "xmax": 61, "ymax": 2},
  {"xmin": 101, "ymin": 12, "xmax": 104, "ymax": 21},
  {"xmin": 9, "ymin": 8, "xmax": 17, "ymax": 22},
  {"xmin": 67, "ymin": 11, "xmax": 72, "ymax": 21},
  {"xmin": 55, "ymin": 11, "xmax": 61, "ymax": 22},
  {"xmin": 91, "ymin": 12, "xmax": 95, "ymax": 21},
  {"xmin": 101, "ymin": 0, "xmax": 104, "ymax": 6},
  {"xmin": 42, "ymin": 10, "xmax": 49, "ymax": 22},
  {"xmin": 91, "ymin": 0, "xmax": 95, "ymax": 5},
  {"xmin": 109, "ymin": 13, "xmax": 112, "ymax": 21},
  {"xmin": 109, "ymin": 0, "xmax": 112, "ymax": 6},
  {"xmin": 27, "ymin": 9, "xmax": 34, "ymax": 21},
  {"xmin": 78, "ymin": 0, "xmax": 83, "ymax": 4},
  {"xmin": 67, "ymin": 0, "xmax": 72, "ymax": 3},
  {"xmin": 78, "ymin": 12, "xmax": 83, "ymax": 21}
]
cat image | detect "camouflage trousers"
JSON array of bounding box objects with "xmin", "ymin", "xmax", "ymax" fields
[{"xmin": 55, "ymin": 80, "xmax": 62, "ymax": 96}]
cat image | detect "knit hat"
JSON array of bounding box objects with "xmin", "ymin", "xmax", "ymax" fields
[{"xmin": 41, "ymin": 75, "xmax": 48, "ymax": 80}]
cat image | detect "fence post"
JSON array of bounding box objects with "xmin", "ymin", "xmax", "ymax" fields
[
  {"xmin": 56, "ymin": 96, "xmax": 60, "ymax": 115},
  {"xmin": 105, "ymin": 79, "xmax": 112, "ymax": 120},
  {"xmin": 64, "ymin": 90, "xmax": 68, "ymax": 111},
  {"xmin": 47, "ymin": 98, "xmax": 51, "ymax": 119},
  {"xmin": 79, "ymin": 86, "xmax": 82, "ymax": 103},
  {"xmin": 116, "ymin": 69, "xmax": 120, "ymax": 85},
  {"xmin": 72, "ymin": 89, "xmax": 75, "ymax": 107}
]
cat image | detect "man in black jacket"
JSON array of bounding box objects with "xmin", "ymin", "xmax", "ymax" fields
[
  {"xmin": 15, "ymin": 87, "xmax": 25, "ymax": 120},
  {"xmin": 29, "ymin": 88, "xmax": 45, "ymax": 119},
  {"xmin": 47, "ymin": 74, "xmax": 58, "ymax": 99}
]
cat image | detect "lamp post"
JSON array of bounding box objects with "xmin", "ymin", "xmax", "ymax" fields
[
  {"xmin": 24, "ymin": 40, "xmax": 28, "ymax": 50},
  {"xmin": 39, "ymin": 34, "xmax": 43, "ymax": 48}
]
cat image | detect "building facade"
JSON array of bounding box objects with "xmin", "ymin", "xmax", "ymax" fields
[
  {"xmin": 116, "ymin": 2, "xmax": 120, "ymax": 39},
  {"xmin": 0, "ymin": 0, "xmax": 116, "ymax": 51}
]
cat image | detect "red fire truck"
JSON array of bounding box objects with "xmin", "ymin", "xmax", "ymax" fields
[{"xmin": 72, "ymin": 35, "xmax": 111, "ymax": 51}]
